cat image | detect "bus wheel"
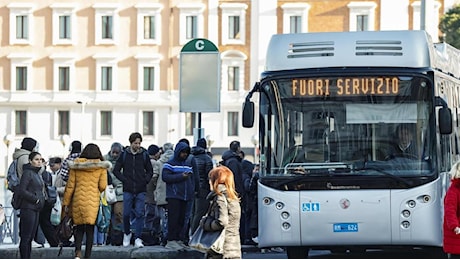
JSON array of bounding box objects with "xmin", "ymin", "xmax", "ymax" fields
[{"xmin": 286, "ymin": 246, "xmax": 309, "ymax": 259}]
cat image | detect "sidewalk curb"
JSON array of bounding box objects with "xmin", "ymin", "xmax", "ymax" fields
[{"xmin": 0, "ymin": 244, "xmax": 260, "ymax": 258}]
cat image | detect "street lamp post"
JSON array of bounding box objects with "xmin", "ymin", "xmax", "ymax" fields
[
  {"xmin": 60, "ymin": 134, "xmax": 70, "ymax": 157},
  {"xmin": 76, "ymin": 101, "xmax": 87, "ymax": 143},
  {"xmin": 3, "ymin": 134, "xmax": 18, "ymax": 244}
]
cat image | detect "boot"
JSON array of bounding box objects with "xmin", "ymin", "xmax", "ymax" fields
[{"xmin": 75, "ymin": 250, "xmax": 82, "ymax": 259}]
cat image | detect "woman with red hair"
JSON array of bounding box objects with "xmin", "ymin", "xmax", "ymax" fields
[{"xmin": 201, "ymin": 166, "xmax": 241, "ymax": 259}]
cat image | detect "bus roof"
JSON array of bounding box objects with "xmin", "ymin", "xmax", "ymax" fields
[{"xmin": 265, "ymin": 30, "xmax": 460, "ymax": 79}]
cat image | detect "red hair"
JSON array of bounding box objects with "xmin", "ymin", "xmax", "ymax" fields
[{"xmin": 208, "ymin": 166, "xmax": 239, "ymax": 200}]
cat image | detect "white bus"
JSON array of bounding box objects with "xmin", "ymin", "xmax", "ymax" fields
[{"xmin": 242, "ymin": 30, "xmax": 458, "ymax": 258}]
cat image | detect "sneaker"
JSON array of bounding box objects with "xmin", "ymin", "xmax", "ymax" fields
[
  {"xmin": 177, "ymin": 240, "xmax": 189, "ymax": 249},
  {"xmin": 123, "ymin": 233, "xmax": 132, "ymax": 247},
  {"xmin": 252, "ymin": 236, "xmax": 259, "ymax": 244},
  {"xmin": 134, "ymin": 238, "xmax": 144, "ymax": 248},
  {"xmin": 165, "ymin": 240, "xmax": 184, "ymax": 251},
  {"xmin": 270, "ymin": 247, "xmax": 285, "ymax": 253}
]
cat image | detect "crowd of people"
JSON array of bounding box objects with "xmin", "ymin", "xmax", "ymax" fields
[{"xmin": 10, "ymin": 133, "xmax": 261, "ymax": 259}]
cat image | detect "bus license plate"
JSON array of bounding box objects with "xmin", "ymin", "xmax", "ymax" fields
[{"xmin": 333, "ymin": 223, "xmax": 358, "ymax": 232}]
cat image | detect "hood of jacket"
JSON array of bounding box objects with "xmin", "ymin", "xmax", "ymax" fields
[
  {"xmin": 221, "ymin": 149, "xmax": 241, "ymax": 162},
  {"xmin": 173, "ymin": 142, "xmax": 190, "ymax": 161},
  {"xmin": 68, "ymin": 158, "xmax": 112, "ymax": 172},
  {"xmin": 159, "ymin": 149, "xmax": 174, "ymax": 163},
  {"xmin": 13, "ymin": 148, "xmax": 31, "ymax": 160},
  {"xmin": 191, "ymin": 146, "xmax": 207, "ymax": 155},
  {"xmin": 23, "ymin": 163, "xmax": 42, "ymax": 173}
]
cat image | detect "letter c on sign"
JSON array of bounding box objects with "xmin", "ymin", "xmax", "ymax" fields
[{"xmin": 195, "ymin": 40, "xmax": 205, "ymax": 51}]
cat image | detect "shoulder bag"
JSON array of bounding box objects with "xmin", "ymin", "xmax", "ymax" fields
[{"xmin": 189, "ymin": 195, "xmax": 227, "ymax": 254}]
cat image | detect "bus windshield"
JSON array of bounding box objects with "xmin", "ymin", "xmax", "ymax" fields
[{"xmin": 259, "ymin": 74, "xmax": 436, "ymax": 183}]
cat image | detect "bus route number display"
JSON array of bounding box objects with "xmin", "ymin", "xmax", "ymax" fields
[{"xmin": 291, "ymin": 77, "xmax": 399, "ymax": 97}]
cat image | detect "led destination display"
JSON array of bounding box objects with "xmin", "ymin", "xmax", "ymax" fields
[{"xmin": 291, "ymin": 77, "xmax": 400, "ymax": 97}]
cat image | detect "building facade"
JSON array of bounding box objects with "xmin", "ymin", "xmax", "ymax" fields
[{"xmin": 0, "ymin": 0, "xmax": 452, "ymax": 174}]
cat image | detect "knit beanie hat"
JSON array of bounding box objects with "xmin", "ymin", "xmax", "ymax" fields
[
  {"xmin": 21, "ymin": 137, "xmax": 37, "ymax": 152},
  {"xmin": 197, "ymin": 138, "xmax": 207, "ymax": 149},
  {"xmin": 69, "ymin": 140, "xmax": 82, "ymax": 153},
  {"xmin": 148, "ymin": 145, "xmax": 160, "ymax": 156}
]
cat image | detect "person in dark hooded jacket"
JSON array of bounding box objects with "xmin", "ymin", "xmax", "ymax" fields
[
  {"xmin": 190, "ymin": 138, "xmax": 214, "ymax": 234},
  {"xmin": 113, "ymin": 132, "xmax": 153, "ymax": 248},
  {"xmin": 162, "ymin": 141, "xmax": 194, "ymax": 250}
]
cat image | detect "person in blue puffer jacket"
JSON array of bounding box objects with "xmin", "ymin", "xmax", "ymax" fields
[{"xmin": 162, "ymin": 141, "xmax": 194, "ymax": 251}]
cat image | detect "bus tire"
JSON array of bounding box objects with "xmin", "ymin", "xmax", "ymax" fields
[{"xmin": 286, "ymin": 246, "xmax": 309, "ymax": 259}]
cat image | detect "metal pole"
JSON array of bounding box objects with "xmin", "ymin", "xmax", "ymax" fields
[{"xmin": 421, "ymin": 0, "xmax": 426, "ymax": 30}]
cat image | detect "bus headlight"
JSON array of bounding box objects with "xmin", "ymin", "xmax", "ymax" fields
[
  {"xmin": 401, "ymin": 221, "xmax": 410, "ymax": 229},
  {"xmin": 407, "ymin": 200, "xmax": 416, "ymax": 208},
  {"xmin": 282, "ymin": 222, "xmax": 291, "ymax": 230},
  {"xmin": 262, "ymin": 197, "xmax": 273, "ymax": 205},
  {"xmin": 275, "ymin": 202, "xmax": 285, "ymax": 210},
  {"xmin": 281, "ymin": 211, "xmax": 290, "ymax": 219},
  {"xmin": 401, "ymin": 210, "xmax": 410, "ymax": 218}
]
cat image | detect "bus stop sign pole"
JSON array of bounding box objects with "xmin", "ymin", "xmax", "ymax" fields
[{"xmin": 179, "ymin": 38, "xmax": 220, "ymax": 142}]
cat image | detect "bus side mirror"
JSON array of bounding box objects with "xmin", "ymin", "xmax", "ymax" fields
[
  {"xmin": 242, "ymin": 100, "xmax": 254, "ymax": 128},
  {"xmin": 439, "ymin": 107, "xmax": 452, "ymax": 135}
]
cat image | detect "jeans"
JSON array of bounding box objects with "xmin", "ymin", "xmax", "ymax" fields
[
  {"xmin": 144, "ymin": 203, "xmax": 161, "ymax": 236},
  {"xmin": 156, "ymin": 205, "xmax": 168, "ymax": 243},
  {"xmin": 19, "ymin": 208, "xmax": 40, "ymax": 259},
  {"xmin": 93, "ymin": 226, "xmax": 105, "ymax": 245},
  {"xmin": 122, "ymin": 192, "xmax": 145, "ymax": 240}
]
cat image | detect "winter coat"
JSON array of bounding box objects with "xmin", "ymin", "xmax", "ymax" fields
[
  {"xmin": 12, "ymin": 148, "xmax": 31, "ymax": 180},
  {"xmin": 17, "ymin": 163, "xmax": 46, "ymax": 211},
  {"xmin": 104, "ymin": 153, "xmax": 124, "ymax": 202},
  {"xmin": 204, "ymin": 185, "xmax": 241, "ymax": 259},
  {"xmin": 155, "ymin": 148, "xmax": 174, "ymax": 206},
  {"xmin": 162, "ymin": 142, "xmax": 194, "ymax": 201},
  {"xmin": 145, "ymin": 158, "xmax": 161, "ymax": 204},
  {"xmin": 113, "ymin": 147, "xmax": 153, "ymax": 194},
  {"xmin": 444, "ymin": 178, "xmax": 460, "ymax": 254},
  {"xmin": 191, "ymin": 146, "xmax": 214, "ymax": 198},
  {"xmin": 62, "ymin": 158, "xmax": 110, "ymax": 225},
  {"xmin": 221, "ymin": 150, "xmax": 244, "ymax": 196}
]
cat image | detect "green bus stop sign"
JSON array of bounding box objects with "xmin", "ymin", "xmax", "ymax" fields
[{"xmin": 179, "ymin": 39, "xmax": 221, "ymax": 113}]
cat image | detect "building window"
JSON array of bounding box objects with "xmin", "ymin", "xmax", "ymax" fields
[
  {"xmin": 16, "ymin": 67, "xmax": 27, "ymax": 91},
  {"xmin": 59, "ymin": 67, "xmax": 70, "ymax": 91},
  {"xmin": 347, "ymin": 2, "xmax": 376, "ymax": 32},
  {"xmin": 135, "ymin": 3, "xmax": 163, "ymax": 45},
  {"xmin": 58, "ymin": 110, "xmax": 70, "ymax": 135},
  {"xmin": 7, "ymin": 53, "xmax": 33, "ymax": 92},
  {"xmin": 220, "ymin": 3, "xmax": 247, "ymax": 45},
  {"xmin": 50, "ymin": 54, "xmax": 76, "ymax": 92},
  {"xmin": 93, "ymin": 3, "xmax": 119, "ymax": 45},
  {"xmin": 51, "ymin": 3, "xmax": 76, "ymax": 45},
  {"xmin": 185, "ymin": 113, "xmax": 197, "ymax": 136},
  {"xmin": 8, "ymin": 3, "xmax": 34, "ymax": 45},
  {"xmin": 228, "ymin": 16, "xmax": 240, "ymax": 39},
  {"xmin": 143, "ymin": 111, "xmax": 155, "ymax": 136},
  {"xmin": 16, "ymin": 16, "xmax": 28, "ymax": 39},
  {"xmin": 102, "ymin": 16, "xmax": 113, "ymax": 39},
  {"xmin": 135, "ymin": 54, "xmax": 161, "ymax": 92},
  {"xmin": 15, "ymin": 110, "xmax": 27, "ymax": 135},
  {"xmin": 186, "ymin": 16, "xmax": 197, "ymax": 39},
  {"xmin": 100, "ymin": 111, "xmax": 112, "ymax": 136},
  {"xmin": 143, "ymin": 67, "xmax": 154, "ymax": 91},
  {"xmin": 228, "ymin": 112, "xmax": 239, "ymax": 136},
  {"xmin": 144, "ymin": 16, "xmax": 155, "ymax": 39},
  {"xmin": 93, "ymin": 54, "xmax": 117, "ymax": 92},
  {"xmin": 281, "ymin": 3, "xmax": 310, "ymax": 34},
  {"xmin": 290, "ymin": 16, "xmax": 302, "ymax": 33},
  {"xmin": 228, "ymin": 66, "xmax": 239, "ymax": 91},
  {"xmin": 356, "ymin": 15, "xmax": 368, "ymax": 31},
  {"xmin": 221, "ymin": 50, "xmax": 246, "ymax": 93},
  {"xmin": 59, "ymin": 16, "xmax": 71, "ymax": 39},
  {"xmin": 177, "ymin": 3, "xmax": 205, "ymax": 45},
  {"xmin": 101, "ymin": 66, "xmax": 112, "ymax": 91}
]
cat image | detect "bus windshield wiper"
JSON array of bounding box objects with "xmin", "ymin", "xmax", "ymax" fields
[{"xmin": 354, "ymin": 163, "xmax": 412, "ymax": 188}]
